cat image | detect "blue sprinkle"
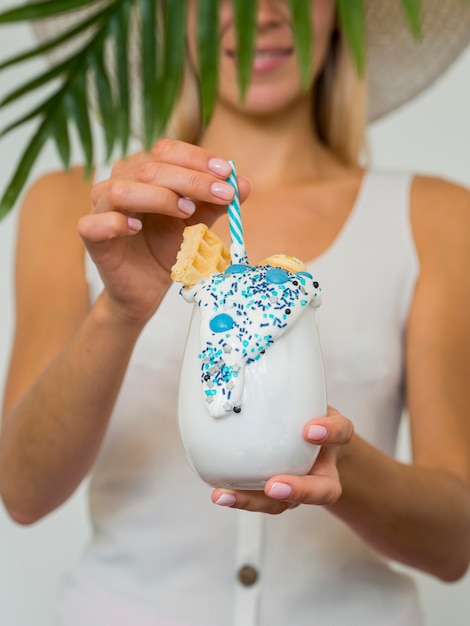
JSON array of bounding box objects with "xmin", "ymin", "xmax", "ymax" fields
[{"xmin": 210, "ymin": 313, "xmax": 234, "ymax": 333}]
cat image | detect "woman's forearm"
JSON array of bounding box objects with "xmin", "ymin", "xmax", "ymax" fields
[
  {"xmin": 331, "ymin": 434, "xmax": 470, "ymax": 581},
  {"xmin": 0, "ymin": 292, "xmax": 146, "ymax": 524}
]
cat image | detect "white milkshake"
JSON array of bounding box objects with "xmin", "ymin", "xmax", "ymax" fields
[
  {"xmin": 174, "ymin": 161, "xmax": 327, "ymax": 489},
  {"xmin": 177, "ymin": 261, "xmax": 327, "ymax": 488}
]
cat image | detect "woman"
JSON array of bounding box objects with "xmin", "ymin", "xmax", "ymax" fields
[{"xmin": 1, "ymin": 1, "xmax": 470, "ymax": 625}]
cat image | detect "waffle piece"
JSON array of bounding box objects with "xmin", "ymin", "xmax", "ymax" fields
[
  {"xmin": 171, "ymin": 223, "xmax": 231, "ymax": 287},
  {"xmin": 260, "ymin": 254, "xmax": 306, "ymax": 273}
]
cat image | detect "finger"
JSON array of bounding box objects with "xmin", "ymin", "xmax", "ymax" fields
[
  {"xmin": 151, "ymin": 140, "xmax": 251, "ymax": 203},
  {"xmin": 95, "ymin": 163, "xmax": 236, "ymax": 216},
  {"xmin": 303, "ymin": 405, "xmax": 354, "ymax": 447},
  {"xmin": 78, "ymin": 211, "xmax": 142, "ymax": 245},
  {"xmin": 151, "ymin": 139, "xmax": 233, "ymax": 179},
  {"xmin": 111, "ymin": 142, "xmax": 232, "ymax": 182},
  {"xmin": 133, "ymin": 161, "xmax": 237, "ymax": 205},
  {"xmin": 111, "ymin": 150, "xmax": 155, "ymax": 178},
  {"xmin": 92, "ymin": 146, "xmax": 250, "ymax": 212},
  {"xmin": 264, "ymin": 449, "xmax": 342, "ymax": 506},
  {"xmin": 237, "ymin": 176, "xmax": 251, "ymax": 204},
  {"xmin": 211, "ymin": 488, "xmax": 292, "ymax": 515},
  {"xmin": 93, "ymin": 179, "xmax": 198, "ymax": 218}
]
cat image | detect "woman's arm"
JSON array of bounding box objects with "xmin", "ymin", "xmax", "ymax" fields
[
  {"xmin": 212, "ymin": 176, "xmax": 470, "ymax": 582},
  {"xmin": 0, "ymin": 169, "xmax": 147, "ymax": 524},
  {"xmin": 0, "ymin": 141, "xmax": 250, "ymax": 524},
  {"xmin": 332, "ymin": 177, "xmax": 470, "ymax": 581}
]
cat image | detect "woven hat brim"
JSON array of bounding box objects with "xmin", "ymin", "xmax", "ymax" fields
[
  {"xmin": 366, "ymin": 0, "xmax": 470, "ymax": 121},
  {"xmin": 29, "ymin": 0, "xmax": 470, "ymax": 125}
]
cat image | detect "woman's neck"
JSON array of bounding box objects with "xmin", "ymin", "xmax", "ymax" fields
[{"xmin": 199, "ymin": 96, "xmax": 340, "ymax": 189}]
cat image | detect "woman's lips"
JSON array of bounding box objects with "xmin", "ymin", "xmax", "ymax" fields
[{"xmin": 225, "ymin": 48, "xmax": 294, "ymax": 72}]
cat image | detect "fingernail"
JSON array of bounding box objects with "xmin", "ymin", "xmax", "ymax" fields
[
  {"xmin": 178, "ymin": 197, "xmax": 196, "ymax": 216},
  {"xmin": 208, "ymin": 158, "xmax": 231, "ymax": 177},
  {"xmin": 211, "ymin": 182, "xmax": 234, "ymax": 201},
  {"xmin": 215, "ymin": 493, "xmax": 237, "ymax": 507},
  {"xmin": 307, "ymin": 425, "xmax": 328, "ymax": 441},
  {"xmin": 267, "ymin": 482, "xmax": 292, "ymax": 499},
  {"xmin": 128, "ymin": 217, "xmax": 143, "ymax": 232}
]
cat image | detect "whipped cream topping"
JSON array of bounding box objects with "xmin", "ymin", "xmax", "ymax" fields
[{"xmin": 181, "ymin": 263, "xmax": 321, "ymax": 418}]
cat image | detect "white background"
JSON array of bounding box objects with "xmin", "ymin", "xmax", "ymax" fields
[{"xmin": 1, "ymin": 19, "xmax": 470, "ymax": 626}]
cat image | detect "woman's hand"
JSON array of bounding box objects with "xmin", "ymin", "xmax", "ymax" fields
[
  {"xmin": 211, "ymin": 406, "xmax": 354, "ymax": 514},
  {"xmin": 78, "ymin": 139, "xmax": 251, "ymax": 324}
]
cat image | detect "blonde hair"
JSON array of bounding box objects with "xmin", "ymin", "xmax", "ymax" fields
[
  {"xmin": 166, "ymin": 30, "xmax": 367, "ymax": 167},
  {"xmin": 315, "ymin": 29, "xmax": 367, "ymax": 166}
]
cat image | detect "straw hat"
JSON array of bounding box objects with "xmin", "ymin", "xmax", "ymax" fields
[{"xmin": 30, "ymin": 0, "xmax": 470, "ymax": 124}]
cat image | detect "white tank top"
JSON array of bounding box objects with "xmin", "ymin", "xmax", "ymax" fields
[{"xmin": 56, "ymin": 169, "xmax": 422, "ymax": 626}]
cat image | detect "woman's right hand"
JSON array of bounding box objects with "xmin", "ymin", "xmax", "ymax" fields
[{"xmin": 78, "ymin": 139, "xmax": 251, "ymax": 325}]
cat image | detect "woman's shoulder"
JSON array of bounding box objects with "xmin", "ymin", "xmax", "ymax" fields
[
  {"xmin": 20, "ymin": 166, "xmax": 94, "ymax": 224},
  {"xmin": 410, "ymin": 174, "xmax": 470, "ymax": 265},
  {"xmin": 411, "ymin": 173, "xmax": 470, "ymax": 209},
  {"xmin": 15, "ymin": 167, "xmax": 95, "ymax": 287}
]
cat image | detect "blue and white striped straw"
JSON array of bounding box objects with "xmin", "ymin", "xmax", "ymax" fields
[{"xmin": 226, "ymin": 160, "xmax": 248, "ymax": 264}]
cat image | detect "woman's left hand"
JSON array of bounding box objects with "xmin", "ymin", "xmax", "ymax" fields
[{"xmin": 211, "ymin": 406, "xmax": 354, "ymax": 514}]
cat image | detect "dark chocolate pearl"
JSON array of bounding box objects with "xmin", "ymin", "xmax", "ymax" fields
[
  {"xmin": 204, "ymin": 374, "xmax": 211, "ymax": 381},
  {"xmin": 313, "ymin": 281, "xmax": 319, "ymax": 288},
  {"xmin": 285, "ymin": 308, "xmax": 291, "ymax": 315},
  {"xmin": 233, "ymin": 406, "xmax": 242, "ymax": 414},
  {"xmin": 292, "ymin": 280, "xmax": 298, "ymax": 286}
]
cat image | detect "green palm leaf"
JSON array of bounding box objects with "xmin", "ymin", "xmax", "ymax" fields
[
  {"xmin": 51, "ymin": 110, "xmax": 71, "ymax": 170},
  {"xmin": 109, "ymin": 2, "xmax": 131, "ymax": 156},
  {"xmin": 233, "ymin": 0, "xmax": 258, "ymax": 101},
  {"xmin": 0, "ymin": 0, "xmax": 106, "ymax": 23},
  {"xmin": 140, "ymin": 0, "xmax": 158, "ymax": 150},
  {"xmin": 0, "ymin": 116, "xmax": 51, "ymax": 219},
  {"xmin": 158, "ymin": 0, "xmax": 188, "ymax": 135},
  {"xmin": 197, "ymin": 0, "xmax": 220, "ymax": 126},
  {"xmin": 0, "ymin": 57, "xmax": 74, "ymax": 107},
  {"xmin": 336, "ymin": 0, "xmax": 365, "ymax": 77},
  {"xmin": 0, "ymin": 0, "xmax": 434, "ymax": 219},
  {"xmin": 89, "ymin": 41, "xmax": 116, "ymax": 160},
  {"xmin": 0, "ymin": 7, "xmax": 110, "ymax": 71},
  {"xmin": 0, "ymin": 98, "xmax": 50, "ymax": 139},
  {"xmin": 288, "ymin": 0, "xmax": 314, "ymax": 90},
  {"xmin": 401, "ymin": 0, "xmax": 422, "ymax": 39},
  {"xmin": 68, "ymin": 71, "xmax": 94, "ymax": 176}
]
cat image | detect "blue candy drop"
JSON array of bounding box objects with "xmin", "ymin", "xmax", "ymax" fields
[
  {"xmin": 210, "ymin": 313, "xmax": 234, "ymax": 333},
  {"xmin": 266, "ymin": 268, "xmax": 289, "ymax": 284}
]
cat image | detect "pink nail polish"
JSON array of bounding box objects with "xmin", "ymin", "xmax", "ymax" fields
[
  {"xmin": 211, "ymin": 182, "xmax": 234, "ymax": 201},
  {"xmin": 267, "ymin": 482, "xmax": 293, "ymax": 499},
  {"xmin": 208, "ymin": 158, "xmax": 231, "ymax": 177},
  {"xmin": 128, "ymin": 217, "xmax": 143, "ymax": 232},
  {"xmin": 178, "ymin": 197, "xmax": 196, "ymax": 216},
  {"xmin": 215, "ymin": 493, "xmax": 237, "ymax": 507},
  {"xmin": 307, "ymin": 425, "xmax": 328, "ymax": 441}
]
